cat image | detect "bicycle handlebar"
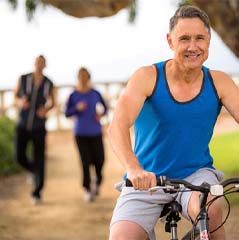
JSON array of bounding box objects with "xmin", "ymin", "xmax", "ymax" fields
[
  {"xmin": 125, "ymin": 176, "xmax": 239, "ymax": 196},
  {"xmin": 221, "ymin": 178, "xmax": 239, "ymax": 187}
]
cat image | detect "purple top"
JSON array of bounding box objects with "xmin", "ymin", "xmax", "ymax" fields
[{"xmin": 65, "ymin": 89, "xmax": 108, "ymax": 136}]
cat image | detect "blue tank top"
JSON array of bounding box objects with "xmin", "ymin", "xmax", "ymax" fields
[{"xmin": 134, "ymin": 61, "xmax": 222, "ymax": 179}]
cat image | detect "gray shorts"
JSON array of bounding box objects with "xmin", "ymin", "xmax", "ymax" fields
[{"xmin": 110, "ymin": 168, "xmax": 224, "ymax": 240}]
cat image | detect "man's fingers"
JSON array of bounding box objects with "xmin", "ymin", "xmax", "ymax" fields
[
  {"xmin": 150, "ymin": 173, "xmax": 157, "ymax": 188},
  {"xmin": 131, "ymin": 174, "xmax": 155, "ymax": 191}
]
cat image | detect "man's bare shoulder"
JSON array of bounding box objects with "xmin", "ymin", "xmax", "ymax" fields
[
  {"xmin": 133, "ymin": 65, "xmax": 156, "ymax": 79},
  {"xmin": 128, "ymin": 65, "xmax": 157, "ymax": 98},
  {"xmin": 209, "ymin": 70, "xmax": 234, "ymax": 85},
  {"xmin": 210, "ymin": 69, "xmax": 231, "ymax": 78},
  {"xmin": 209, "ymin": 69, "xmax": 238, "ymax": 98},
  {"xmin": 131, "ymin": 65, "xmax": 156, "ymax": 85}
]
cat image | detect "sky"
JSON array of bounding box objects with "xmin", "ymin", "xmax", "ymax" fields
[{"xmin": 0, "ymin": 0, "xmax": 239, "ymax": 90}]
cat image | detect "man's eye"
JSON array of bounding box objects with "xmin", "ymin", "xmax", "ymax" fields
[
  {"xmin": 197, "ymin": 36, "xmax": 205, "ymax": 40},
  {"xmin": 179, "ymin": 37, "xmax": 190, "ymax": 41},
  {"xmin": 180, "ymin": 39, "xmax": 190, "ymax": 42}
]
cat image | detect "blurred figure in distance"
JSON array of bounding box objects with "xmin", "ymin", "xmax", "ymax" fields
[
  {"xmin": 14, "ymin": 55, "xmax": 55, "ymax": 204},
  {"xmin": 65, "ymin": 67, "xmax": 108, "ymax": 202}
]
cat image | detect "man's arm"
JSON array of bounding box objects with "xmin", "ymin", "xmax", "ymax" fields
[
  {"xmin": 107, "ymin": 65, "xmax": 157, "ymax": 190},
  {"xmin": 14, "ymin": 76, "xmax": 30, "ymax": 110},
  {"xmin": 212, "ymin": 71, "xmax": 239, "ymax": 123},
  {"xmin": 37, "ymin": 85, "xmax": 56, "ymax": 118}
]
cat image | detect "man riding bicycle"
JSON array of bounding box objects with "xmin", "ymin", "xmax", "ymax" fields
[{"xmin": 108, "ymin": 5, "xmax": 239, "ymax": 240}]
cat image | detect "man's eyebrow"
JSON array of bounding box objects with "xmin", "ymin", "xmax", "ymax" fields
[
  {"xmin": 178, "ymin": 34, "xmax": 190, "ymax": 39},
  {"xmin": 196, "ymin": 34, "xmax": 206, "ymax": 38},
  {"xmin": 178, "ymin": 34, "xmax": 207, "ymax": 39}
]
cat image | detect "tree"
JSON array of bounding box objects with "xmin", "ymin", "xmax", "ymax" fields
[
  {"xmin": 6, "ymin": 0, "xmax": 239, "ymax": 58},
  {"xmin": 182, "ymin": 0, "xmax": 239, "ymax": 58},
  {"xmin": 6, "ymin": 0, "xmax": 136, "ymax": 22}
]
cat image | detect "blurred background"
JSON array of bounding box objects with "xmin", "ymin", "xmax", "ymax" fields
[
  {"xmin": 0, "ymin": 0, "xmax": 239, "ymax": 89},
  {"xmin": 1, "ymin": 0, "xmax": 239, "ymax": 129}
]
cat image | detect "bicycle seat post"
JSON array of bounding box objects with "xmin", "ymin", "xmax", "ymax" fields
[
  {"xmin": 170, "ymin": 217, "xmax": 179, "ymax": 240},
  {"xmin": 160, "ymin": 201, "xmax": 182, "ymax": 240}
]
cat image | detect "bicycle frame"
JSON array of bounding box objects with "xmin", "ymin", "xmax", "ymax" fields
[
  {"xmin": 197, "ymin": 191, "xmax": 210, "ymax": 240},
  {"xmin": 163, "ymin": 192, "xmax": 210, "ymax": 240},
  {"xmin": 125, "ymin": 177, "xmax": 239, "ymax": 240},
  {"xmin": 159, "ymin": 180, "xmax": 211, "ymax": 240}
]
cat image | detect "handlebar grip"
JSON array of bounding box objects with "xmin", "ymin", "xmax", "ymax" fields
[
  {"xmin": 125, "ymin": 176, "xmax": 167, "ymax": 187},
  {"xmin": 125, "ymin": 178, "xmax": 133, "ymax": 187}
]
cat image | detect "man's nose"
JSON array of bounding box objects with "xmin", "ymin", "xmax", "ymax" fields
[{"xmin": 187, "ymin": 40, "xmax": 198, "ymax": 51}]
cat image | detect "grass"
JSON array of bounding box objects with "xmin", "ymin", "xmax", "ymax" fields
[
  {"xmin": 210, "ymin": 131, "xmax": 239, "ymax": 177},
  {"xmin": 209, "ymin": 131, "xmax": 239, "ymax": 204}
]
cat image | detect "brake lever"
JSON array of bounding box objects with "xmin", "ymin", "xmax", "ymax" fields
[{"xmin": 148, "ymin": 185, "xmax": 178, "ymax": 194}]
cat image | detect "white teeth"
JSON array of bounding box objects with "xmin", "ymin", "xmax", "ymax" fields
[
  {"xmin": 186, "ymin": 53, "xmax": 200, "ymax": 57},
  {"xmin": 186, "ymin": 54, "xmax": 200, "ymax": 58}
]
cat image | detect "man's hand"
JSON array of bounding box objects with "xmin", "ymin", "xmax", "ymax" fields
[
  {"xmin": 18, "ymin": 96, "xmax": 30, "ymax": 110},
  {"xmin": 127, "ymin": 167, "xmax": 156, "ymax": 191},
  {"xmin": 36, "ymin": 106, "xmax": 48, "ymax": 118}
]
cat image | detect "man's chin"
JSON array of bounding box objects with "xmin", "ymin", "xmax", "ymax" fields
[{"xmin": 184, "ymin": 59, "xmax": 204, "ymax": 69}]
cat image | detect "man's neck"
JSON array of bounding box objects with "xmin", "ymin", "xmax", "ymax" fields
[
  {"xmin": 32, "ymin": 71, "xmax": 44, "ymax": 85},
  {"xmin": 167, "ymin": 60, "xmax": 203, "ymax": 84}
]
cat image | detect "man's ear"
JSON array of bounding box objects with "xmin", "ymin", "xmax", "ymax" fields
[{"xmin": 167, "ymin": 33, "xmax": 174, "ymax": 50}]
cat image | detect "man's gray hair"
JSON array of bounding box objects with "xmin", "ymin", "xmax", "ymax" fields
[{"xmin": 169, "ymin": 5, "xmax": 211, "ymax": 34}]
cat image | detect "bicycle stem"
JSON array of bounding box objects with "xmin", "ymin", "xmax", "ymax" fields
[{"xmin": 198, "ymin": 190, "xmax": 210, "ymax": 240}]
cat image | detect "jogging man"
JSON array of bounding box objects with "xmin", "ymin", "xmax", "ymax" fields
[{"xmin": 14, "ymin": 55, "xmax": 55, "ymax": 204}]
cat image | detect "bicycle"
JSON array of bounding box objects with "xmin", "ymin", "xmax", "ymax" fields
[{"xmin": 125, "ymin": 176, "xmax": 239, "ymax": 240}]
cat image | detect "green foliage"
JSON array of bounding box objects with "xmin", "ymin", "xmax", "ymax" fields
[
  {"xmin": 6, "ymin": 0, "xmax": 42, "ymax": 21},
  {"xmin": 25, "ymin": 0, "xmax": 38, "ymax": 21},
  {"xmin": 7, "ymin": 0, "xmax": 17, "ymax": 9},
  {"xmin": 128, "ymin": 0, "xmax": 137, "ymax": 23},
  {"xmin": 0, "ymin": 116, "xmax": 21, "ymax": 175},
  {"xmin": 210, "ymin": 131, "xmax": 239, "ymax": 177},
  {"xmin": 210, "ymin": 131, "xmax": 239, "ymax": 205}
]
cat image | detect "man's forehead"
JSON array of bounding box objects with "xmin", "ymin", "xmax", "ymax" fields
[
  {"xmin": 35, "ymin": 57, "xmax": 45, "ymax": 63},
  {"xmin": 173, "ymin": 18, "xmax": 210, "ymax": 35}
]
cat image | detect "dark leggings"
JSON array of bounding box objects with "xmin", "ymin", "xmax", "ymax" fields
[
  {"xmin": 15, "ymin": 126, "xmax": 46, "ymax": 198},
  {"xmin": 75, "ymin": 135, "xmax": 104, "ymax": 191}
]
